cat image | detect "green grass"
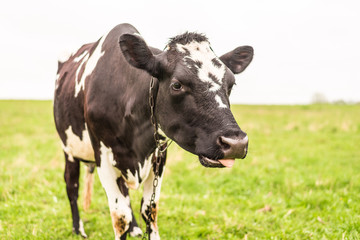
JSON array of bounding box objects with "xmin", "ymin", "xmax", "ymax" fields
[{"xmin": 1, "ymin": 100, "xmax": 360, "ymax": 239}]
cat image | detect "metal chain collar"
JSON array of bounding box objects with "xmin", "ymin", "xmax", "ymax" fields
[{"xmin": 142, "ymin": 77, "xmax": 171, "ymax": 240}]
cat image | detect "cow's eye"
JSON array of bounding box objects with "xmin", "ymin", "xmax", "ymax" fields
[{"xmin": 171, "ymin": 82, "xmax": 182, "ymax": 91}]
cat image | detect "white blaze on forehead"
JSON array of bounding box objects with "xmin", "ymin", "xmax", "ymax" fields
[
  {"xmin": 176, "ymin": 41, "xmax": 226, "ymax": 92},
  {"xmin": 62, "ymin": 124, "xmax": 95, "ymax": 161},
  {"xmin": 74, "ymin": 31, "xmax": 109, "ymax": 97},
  {"xmin": 176, "ymin": 41, "xmax": 229, "ymax": 109}
]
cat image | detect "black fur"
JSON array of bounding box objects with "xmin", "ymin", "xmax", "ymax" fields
[{"xmin": 168, "ymin": 32, "xmax": 209, "ymax": 48}]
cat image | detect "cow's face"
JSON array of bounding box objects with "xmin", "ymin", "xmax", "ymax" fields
[{"xmin": 120, "ymin": 33, "xmax": 253, "ymax": 168}]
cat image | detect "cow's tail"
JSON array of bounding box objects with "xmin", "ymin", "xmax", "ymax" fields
[{"xmin": 83, "ymin": 164, "xmax": 95, "ymax": 211}]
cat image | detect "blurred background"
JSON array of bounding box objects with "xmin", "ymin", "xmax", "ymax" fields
[{"xmin": 0, "ymin": 0, "xmax": 359, "ymax": 104}]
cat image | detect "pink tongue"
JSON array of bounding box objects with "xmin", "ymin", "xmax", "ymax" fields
[{"xmin": 218, "ymin": 159, "xmax": 235, "ymax": 168}]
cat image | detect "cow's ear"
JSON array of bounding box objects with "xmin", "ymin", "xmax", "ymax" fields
[
  {"xmin": 219, "ymin": 46, "xmax": 254, "ymax": 74},
  {"xmin": 119, "ymin": 34, "xmax": 163, "ymax": 77}
]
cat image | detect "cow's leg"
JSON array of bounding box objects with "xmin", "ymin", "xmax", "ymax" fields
[
  {"xmin": 64, "ymin": 153, "xmax": 87, "ymax": 238},
  {"xmin": 141, "ymin": 152, "xmax": 167, "ymax": 240},
  {"xmin": 96, "ymin": 144, "xmax": 133, "ymax": 240},
  {"xmin": 82, "ymin": 163, "xmax": 95, "ymax": 211},
  {"xmin": 116, "ymin": 178, "xmax": 143, "ymax": 237}
]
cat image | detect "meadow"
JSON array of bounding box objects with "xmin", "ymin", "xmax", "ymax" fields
[{"xmin": 1, "ymin": 100, "xmax": 360, "ymax": 239}]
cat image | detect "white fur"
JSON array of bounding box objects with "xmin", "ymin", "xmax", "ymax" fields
[
  {"xmin": 78, "ymin": 219, "xmax": 87, "ymax": 238},
  {"xmin": 62, "ymin": 124, "xmax": 95, "ymax": 162},
  {"xmin": 177, "ymin": 41, "xmax": 228, "ymax": 109},
  {"xmin": 124, "ymin": 157, "xmax": 152, "ymax": 190},
  {"xmin": 97, "ymin": 142, "xmax": 132, "ymax": 239},
  {"xmin": 74, "ymin": 53, "xmax": 90, "ymax": 97},
  {"xmin": 55, "ymin": 73, "xmax": 60, "ymax": 90},
  {"xmin": 141, "ymin": 152, "xmax": 165, "ymax": 240},
  {"xmin": 215, "ymin": 95, "xmax": 227, "ymax": 108},
  {"xmin": 73, "ymin": 50, "xmax": 88, "ymax": 63},
  {"xmin": 74, "ymin": 31, "xmax": 109, "ymax": 97},
  {"xmin": 176, "ymin": 41, "xmax": 226, "ymax": 92},
  {"xmin": 130, "ymin": 227, "xmax": 143, "ymax": 237}
]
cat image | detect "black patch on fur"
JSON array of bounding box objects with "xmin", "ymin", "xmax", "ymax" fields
[
  {"xmin": 208, "ymin": 72, "xmax": 222, "ymax": 85},
  {"xmin": 212, "ymin": 58, "xmax": 222, "ymax": 68},
  {"xmin": 194, "ymin": 60, "xmax": 203, "ymax": 69},
  {"xmin": 168, "ymin": 32, "xmax": 208, "ymax": 48}
]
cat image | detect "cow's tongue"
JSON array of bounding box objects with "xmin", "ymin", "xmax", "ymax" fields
[{"xmin": 218, "ymin": 159, "xmax": 235, "ymax": 168}]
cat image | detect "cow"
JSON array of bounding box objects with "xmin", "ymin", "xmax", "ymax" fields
[{"xmin": 53, "ymin": 23, "xmax": 253, "ymax": 240}]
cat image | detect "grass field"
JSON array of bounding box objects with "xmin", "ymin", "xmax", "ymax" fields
[{"xmin": 1, "ymin": 100, "xmax": 360, "ymax": 239}]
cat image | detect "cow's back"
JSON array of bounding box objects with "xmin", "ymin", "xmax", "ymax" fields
[{"xmin": 53, "ymin": 24, "xmax": 148, "ymax": 163}]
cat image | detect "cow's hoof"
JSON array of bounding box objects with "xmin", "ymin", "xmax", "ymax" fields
[
  {"xmin": 73, "ymin": 220, "xmax": 88, "ymax": 238},
  {"xmin": 79, "ymin": 220, "xmax": 88, "ymax": 238},
  {"xmin": 129, "ymin": 226, "xmax": 143, "ymax": 237}
]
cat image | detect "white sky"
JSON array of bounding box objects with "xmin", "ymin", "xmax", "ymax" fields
[{"xmin": 0, "ymin": 0, "xmax": 359, "ymax": 104}]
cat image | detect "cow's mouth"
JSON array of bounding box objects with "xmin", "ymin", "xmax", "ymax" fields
[{"xmin": 199, "ymin": 155, "xmax": 235, "ymax": 168}]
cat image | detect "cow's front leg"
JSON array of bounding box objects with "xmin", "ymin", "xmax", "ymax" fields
[
  {"xmin": 141, "ymin": 151, "xmax": 167, "ymax": 240},
  {"xmin": 97, "ymin": 143, "xmax": 132, "ymax": 240}
]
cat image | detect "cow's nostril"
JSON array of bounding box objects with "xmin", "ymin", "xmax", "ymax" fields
[
  {"xmin": 218, "ymin": 136, "xmax": 231, "ymax": 150},
  {"xmin": 219, "ymin": 135, "xmax": 249, "ymax": 159}
]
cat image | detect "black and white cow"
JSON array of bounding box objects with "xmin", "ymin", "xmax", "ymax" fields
[{"xmin": 54, "ymin": 23, "xmax": 253, "ymax": 240}]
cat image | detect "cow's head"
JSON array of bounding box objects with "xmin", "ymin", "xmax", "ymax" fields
[{"xmin": 119, "ymin": 32, "xmax": 253, "ymax": 168}]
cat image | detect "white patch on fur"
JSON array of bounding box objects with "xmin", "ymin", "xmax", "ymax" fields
[
  {"xmin": 215, "ymin": 95, "xmax": 227, "ymax": 108},
  {"xmin": 74, "ymin": 53, "xmax": 90, "ymax": 97},
  {"xmin": 97, "ymin": 142, "xmax": 132, "ymax": 239},
  {"xmin": 124, "ymin": 156, "xmax": 152, "ymax": 190},
  {"xmin": 74, "ymin": 31, "xmax": 109, "ymax": 97},
  {"xmin": 130, "ymin": 227, "xmax": 143, "ymax": 237},
  {"xmin": 73, "ymin": 50, "xmax": 88, "ymax": 63},
  {"xmin": 142, "ymin": 163, "xmax": 165, "ymax": 206},
  {"xmin": 79, "ymin": 219, "xmax": 87, "ymax": 238},
  {"xmin": 157, "ymin": 126, "xmax": 169, "ymax": 143},
  {"xmin": 141, "ymin": 153, "xmax": 165, "ymax": 240},
  {"xmin": 62, "ymin": 124, "xmax": 95, "ymax": 162},
  {"xmin": 55, "ymin": 74, "xmax": 60, "ymax": 90},
  {"xmin": 177, "ymin": 41, "xmax": 228, "ymax": 109},
  {"xmin": 176, "ymin": 41, "xmax": 226, "ymax": 92}
]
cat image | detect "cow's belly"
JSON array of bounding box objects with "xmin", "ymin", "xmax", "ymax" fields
[{"xmin": 62, "ymin": 124, "xmax": 95, "ymax": 162}]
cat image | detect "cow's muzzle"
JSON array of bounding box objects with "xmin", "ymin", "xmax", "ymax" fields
[
  {"xmin": 198, "ymin": 135, "xmax": 249, "ymax": 168},
  {"xmin": 219, "ymin": 135, "xmax": 248, "ymax": 159}
]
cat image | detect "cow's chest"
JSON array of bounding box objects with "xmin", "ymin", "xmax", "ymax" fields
[
  {"xmin": 123, "ymin": 156, "xmax": 152, "ymax": 189},
  {"xmin": 62, "ymin": 124, "xmax": 153, "ymax": 190},
  {"xmin": 99, "ymin": 141, "xmax": 153, "ymax": 190}
]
